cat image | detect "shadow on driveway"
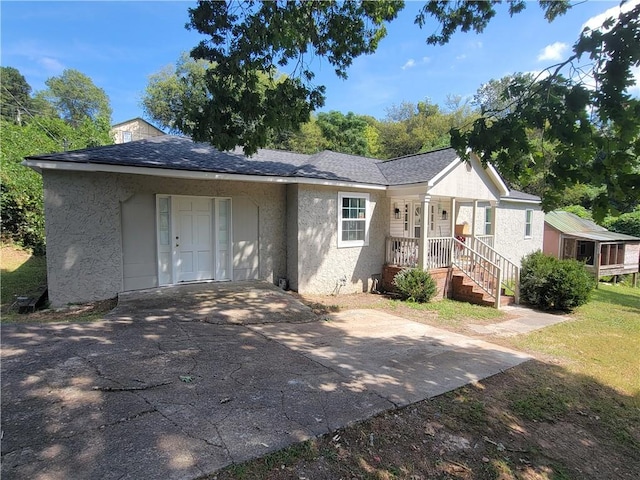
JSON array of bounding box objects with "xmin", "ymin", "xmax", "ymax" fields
[{"xmin": 1, "ymin": 282, "xmax": 529, "ymax": 480}]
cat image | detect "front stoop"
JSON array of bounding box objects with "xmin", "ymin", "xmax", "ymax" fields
[{"xmin": 451, "ymin": 273, "xmax": 514, "ymax": 308}]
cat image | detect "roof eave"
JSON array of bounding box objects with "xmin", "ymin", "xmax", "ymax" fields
[{"xmin": 21, "ymin": 159, "xmax": 387, "ymax": 191}]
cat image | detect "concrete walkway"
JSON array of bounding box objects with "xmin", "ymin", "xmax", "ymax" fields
[
  {"xmin": 468, "ymin": 304, "xmax": 571, "ymax": 336},
  {"xmin": 1, "ymin": 283, "xmax": 530, "ymax": 480}
]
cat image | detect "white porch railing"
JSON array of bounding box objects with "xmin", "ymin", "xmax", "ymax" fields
[
  {"xmin": 476, "ymin": 235, "xmax": 494, "ymax": 248},
  {"xmin": 385, "ymin": 237, "xmax": 453, "ymax": 269},
  {"xmin": 470, "ymin": 237, "xmax": 520, "ymax": 303},
  {"xmin": 386, "ymin": 236, "xmax": 419, "ymax": 267}
]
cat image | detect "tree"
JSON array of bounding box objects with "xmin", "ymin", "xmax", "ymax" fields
[
  {"xmin": 141, "ymin": 53, "xmax": 212, "ymax": 135},
  {"xmin": 42, "ymin": 69, "xmax": 112, "ymax": 126},
  {"xmin": 1, "ymin": 66, "xmax": 32, "ymax": 123},
  {"xmin": 0, "ymin": 115, "xmax": 113, "ymax": 253},
  {"xmin": 376, "ymin": 99, "xmax": 477, "ymax": 159},
  {"xmin": 186, "ymin": 0, "xmax": 639, "ymax": 218},
  {"xmin": 315, "ymin": 111, "xmax": 375, "ymax": 157},
  {"xmin": 186, "ymin": 0, "xmax": 565, "ymax": 155},
  {"xmin": 450, "ymin": 3, "xmax": 640, "ymax": 219}
]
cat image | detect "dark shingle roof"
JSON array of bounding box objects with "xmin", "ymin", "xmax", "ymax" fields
[
  {"xmin": 377, "ymin": 148, "xmax": 459, "ymax": 186},
  {"xmin": 26, "ymin": 136, "xmax": 521, "ymax": 192},
  {"xmin": 27, "ymin": 136, "xmax": 311, "ymax": 178},
  {"xmin": 292, "ymin": 150, "xmax": 388, "ymax": 184},
  {"xmin": 503, "ymin": 190, "xmax": 541, "ymax": 201}
]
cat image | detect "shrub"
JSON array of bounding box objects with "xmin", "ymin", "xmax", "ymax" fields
[
  {"xmin": 603, "ymin": 209, "xmax": 640, "ymax": 237},
  {"xmin": 520, "ymin": 251, "xmax": 594, "ymax": 311},
  {"xmin": 393, "ymin": 268, "xmax": 438, "ymax": 303}
]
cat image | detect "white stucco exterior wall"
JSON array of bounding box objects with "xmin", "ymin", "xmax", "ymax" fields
[
  {"xmin": 293, "ymin": 185, "xmax": 389, "ymax": 294},
  {"xmin": 42, "ymin": 170, "xmax": 287, "ymax": 307},
  {"xmin": 494, "ymin": 201, "xmax": 544, "ymax": 266},
  {"xmin": 43, "ymin": 171, "xmax": 125, "ymax": 306}
]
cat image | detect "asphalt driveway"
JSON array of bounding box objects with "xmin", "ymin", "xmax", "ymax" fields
[{"xmin": 1, "ymin": 282, "xmax": 530, "ymax": 480}]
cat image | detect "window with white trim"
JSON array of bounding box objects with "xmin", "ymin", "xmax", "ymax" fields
[
  {"xmin": 525, "ymin": 209, "xmax": 533, "ymax": 238},
  {"xmin": 484, "ymin": 206, "xmax": 492, "ymax": 235},
  {"xmin": 122, "ymin": 131, "xmax": 132, "ymax": 142},
  {"xmin": 338, "ymin": 192, "xmax": 370, "ymax": 247}
]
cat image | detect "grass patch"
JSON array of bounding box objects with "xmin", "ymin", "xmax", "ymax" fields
[
  {"xmin": 512, "ymin": 283, "xmax": 640, "ymax": 398},
  {"xmin": 1, "ymin": 243, "xmax": 115, "ymax": 323},
  {"xmin": 1, "ymin": 243, "xmax": 47, "ymax": 307},
  {"xmin": 389, "ymin": 297, "xmax": 505, "ymax": 322}
]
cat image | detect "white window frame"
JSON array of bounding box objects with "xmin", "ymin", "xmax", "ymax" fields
[
  {"xmin": 122, "ymin": 130, "xmax": 132, "ymax": 142},
  {"xmin": 337, "ymin": 192, "xmax": 370, "ymax": 248},
  {"xmin": 524, "ymin": 209, "xmax": 533, "ymax": 238},
  {"xmin": 484, "ymin": 206, "xmax": 492, "ymax": 235}
]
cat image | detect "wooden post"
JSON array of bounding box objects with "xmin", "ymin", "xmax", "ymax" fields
[
  {"xmin": 595, "ymin": 241, "xmax": 601, "ymax": 289},
  {"xmin": 495, "ymin": 266, "xmax": 502, "ymax": 309}
]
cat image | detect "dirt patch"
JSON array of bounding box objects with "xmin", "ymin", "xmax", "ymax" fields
[
  {"xmin": 291, "ymin": 291, "xmax": 510, "ymax": 335},
  {"xmin": 2, "ymin": 297, "xmax": 118, "ymax": 324},
  {"xmin": 213, "ymin": 360, "xmax": 640, "ymax": 480}
]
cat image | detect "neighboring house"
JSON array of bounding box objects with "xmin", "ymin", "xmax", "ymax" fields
[
  {"xmin": 24, "ymin": 136, "xmax": 544, "ymax": 308},
  {"xmin": 110, "ymin": 117, "xmax": 165, "ymax": 144},
  {"xmin": 544, "ymin": 211, "xmax": 640, "ymax": 283}
]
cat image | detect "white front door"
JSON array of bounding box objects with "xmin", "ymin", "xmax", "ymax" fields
[
  {"xmin": 156, "ymin": 195, "xmax": 233, "ymax": 285},
  {"xmin": 175, "ymin": 197, "xmax": 214, "ymax": 282}
]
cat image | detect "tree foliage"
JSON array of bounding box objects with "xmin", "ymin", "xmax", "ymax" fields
[
  {"xmin": 451, "ymin": 3, "xmax": 640, "ymax": 219},
  {"xmin": 603, "ymin": 209, "xmax": 640, "ymax": 237},
  {"xmin": 42, "ymin": 69, "xmax": 112, "ymax": 126},
  {"xmin": 186, "ymin": 0, "xmax": 638, "ymax": 218},
  {"xmin": 1, "ymin": 66, "xmax": 32, "ymax": 123},
  {"xmin": 187, "ymin": 0, "xmax": 402, "ymax": 154},
  {"xmin": 0, "ymin": 67, "xmax": 113, "ymax": 253},
  {"xmin": 141, "ymin": 53, "xmax": 212, "ymax": 135}
]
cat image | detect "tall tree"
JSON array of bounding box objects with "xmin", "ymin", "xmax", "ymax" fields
[
  {"xmin": 141, "ymin": 53, "xmax": 212, "ymax": 135},
  {"xmin": 42, "ymin": 69, "xmax": 112, "ymax": 126},
  {"xmin": 451, "ymin": 3, "xmax": 640, "ymax": 218},
  {"xmin": 186, "ymin": 0, "xmax": 566, "ymax": 155},
  {"xmin": 0, "ymin": 67, "xmax": 32, "ymax": 123},
  {"xmin": 315, "ymin": 111, "xmax": 376, "ymax": 157}
]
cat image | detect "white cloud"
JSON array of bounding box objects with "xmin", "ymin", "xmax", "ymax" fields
[
  {"xmin": 401, "ymin": 59, "xmax": 416, "ymax": 70},
  {"xmin": 537, "ymin": 42, "xmax": 568, "ymax": 62},
  {"xmin": 582, "ymin": 0, "xmax": 640, "ymax": 32},
  {"xmin": 456, "ymin": 54, "xmax": 467, "ymax": 61},
  {"xmin": 38, "ymin": 57, "xmax": 65, "ymax": 74},
  {"xmin": 422, "ymin": 56, "xmax": 431, "ymax": 64}
]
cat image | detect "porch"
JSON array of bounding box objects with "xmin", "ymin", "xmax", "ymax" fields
[{"xmin": 383, "ymin": 235, "xmax": 519, "ymax": 308}]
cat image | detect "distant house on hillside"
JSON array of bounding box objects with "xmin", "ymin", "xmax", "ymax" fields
[
  {"xmin": 544, "ymin": 210, "xmax": 640, "ymax": 284},
  {"xmin": 110, "ymin": 117, "xmax": 165, "ymax": 144}
]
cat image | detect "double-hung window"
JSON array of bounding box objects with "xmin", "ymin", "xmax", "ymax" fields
[
  {"xmin": 524, "ymin": 209, "xmax": 533, "ymax": 238},
  {"xmin": 338, "ymin": 192, "xmax": 370, "ymax": 247}
]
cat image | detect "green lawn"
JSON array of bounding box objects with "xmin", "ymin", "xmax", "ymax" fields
[
  {"xmin": 512, "ymin": 283, "xmax": 640, "ymax": 398},
  {"xmin": 1, "ymin": 243, "xmax": 47, "ymax": 307}
]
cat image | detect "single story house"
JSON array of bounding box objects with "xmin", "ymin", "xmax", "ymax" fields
[
  {"xmin": 110, "ymin": 117, "xmax": 165, "ymax": 144},
  {"xmin": 544, "ymin": 210, "xmax": 640, "ymax": 283},
  {"xmin": 24, "ymin": 136, "xmax": 544, "ymax": 308}
]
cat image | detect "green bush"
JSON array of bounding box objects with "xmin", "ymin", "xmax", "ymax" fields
[
  {"xmin": 393, "ymin": 268, "xmax": 438, "ymax": 303},
  {"xmin": 603, "ymin": 209, "xmax": 640, "ymax": 237},
  {"xmin": 520, "ymin": 251, "xmax": 594, "ymax": 311}
]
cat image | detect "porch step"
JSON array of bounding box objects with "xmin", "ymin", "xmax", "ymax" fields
[{"xmin": 451, "ymin": 274, "xmax": 514, "ymax": 308}]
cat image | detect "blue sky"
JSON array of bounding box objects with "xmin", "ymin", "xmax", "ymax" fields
[{"xmin": 2, "ymin": 1, "xmax": 637, "ymax": 125}]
